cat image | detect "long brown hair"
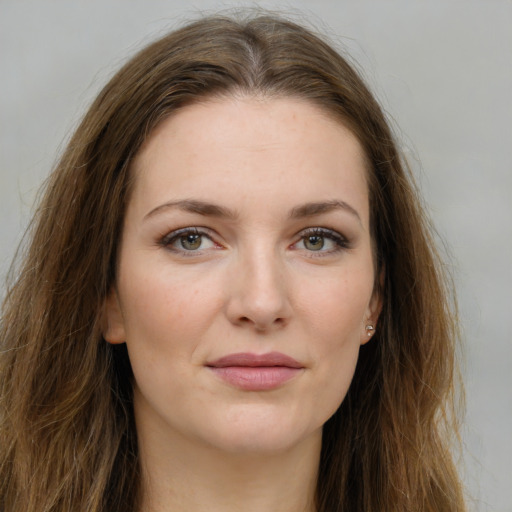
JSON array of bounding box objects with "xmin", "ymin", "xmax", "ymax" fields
[{"xmin": 0, "ymin": 13, "xmax": 465, "ymax": 511}]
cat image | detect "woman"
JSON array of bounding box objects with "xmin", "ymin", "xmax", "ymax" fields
[{"xmin": 0, "ymin": 13, "xmax": 466, "ymax": 512}]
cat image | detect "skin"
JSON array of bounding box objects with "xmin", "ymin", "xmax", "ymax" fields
[{"xmin": 104, "ymin": 96, "xmax": 381, "ymax": 512}]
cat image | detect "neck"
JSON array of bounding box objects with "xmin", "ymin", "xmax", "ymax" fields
[{"xmin": 137, "ymin": 422, "xmax": 321, "ymax": 512}]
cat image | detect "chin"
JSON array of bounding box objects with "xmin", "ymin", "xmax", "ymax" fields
[
  {"xmin": 205, "ymin": 428, "xmax": 318, "ymax": 456},
  {"xmin": 195, "ymin": 403, "xmax": 323, "ymax": 456}
]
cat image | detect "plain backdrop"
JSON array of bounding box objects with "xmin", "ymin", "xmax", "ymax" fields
[{"xmin": 1, "ymin": 1, "xmax": 511, "ymax": 510}]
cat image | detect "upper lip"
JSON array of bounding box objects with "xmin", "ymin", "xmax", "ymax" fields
[{"xmin": 206, "ymin": 352, "xmax": 303, "ymax": 368}]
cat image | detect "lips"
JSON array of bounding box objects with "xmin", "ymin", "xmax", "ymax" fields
[
  {"xmin": 207, "ymin": 352, "xmax": 303, "ymax": 368},
  {"xmin": 206, "ymin": 352, "xmax": 304, "ymax": 391}
]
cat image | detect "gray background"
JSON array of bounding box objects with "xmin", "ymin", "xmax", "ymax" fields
[{"xmin": 1, "ymin": 1, "xmax": 511, "ymax": 510}]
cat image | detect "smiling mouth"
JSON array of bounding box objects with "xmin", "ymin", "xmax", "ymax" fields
[{"xmin": 206, "ymin": 352, "xmax": 304, "ymax": 391}]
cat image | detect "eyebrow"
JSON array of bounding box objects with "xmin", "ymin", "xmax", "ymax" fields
[
  {"xmin": 144, "ymin": 199, "xmax": 239, "ymax": 221},
  {"xmin": 289, "ymin": 200, "xmax": 362, "ymax": 224},
  {"xmin": 144, "ymin": 198, "xmax": 361, "ymax": 224}
]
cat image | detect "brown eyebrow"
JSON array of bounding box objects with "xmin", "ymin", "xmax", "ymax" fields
[
  {"xmin": 144, "ymin": 198, "xmax": 361, "ymax": 224},
  {"xmin": 289, "ymin": 200, "xmax": 362, "ymax": 224},
  {"xmin": 144, "ymin": 199, "xmax": 239, "ymax": 221}
]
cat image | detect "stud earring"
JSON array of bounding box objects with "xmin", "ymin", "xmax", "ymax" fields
[{"xmin": 365, "ymin": 324, "xmax": 375, "ymax": 337}]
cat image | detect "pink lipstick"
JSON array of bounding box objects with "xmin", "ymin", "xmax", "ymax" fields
[{"xmin": 206, "ymin": 352, "xmax": 304, "ymax": 391}]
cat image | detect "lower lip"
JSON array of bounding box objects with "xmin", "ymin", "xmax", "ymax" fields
[{"xmin": 208, "ymin": 366, "xmax": 302, "ymax": 391}]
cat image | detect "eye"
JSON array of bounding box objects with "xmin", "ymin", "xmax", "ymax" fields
[
  {"xmin": 303, "ymin": 234, "xmax": 327, "ymax": 251},
  {"xmin": 179, "ymin": 232, "xmax": 205, "ymax": 250},
  {"xmin": 293, "ymin": 228, "xmax": 349, "ymax": 254},
  {"xmin": 160, "ymin": 228, "xmax": 218, "ymax": 253}
]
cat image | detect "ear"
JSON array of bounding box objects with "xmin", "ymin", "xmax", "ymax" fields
[
  {"xmin": 360, "ymin": 272, "xmax": 384, "ymax": 345},
  {"xmin": 102, "ymin": 288, "xmax": 126, "ymax": 344}
]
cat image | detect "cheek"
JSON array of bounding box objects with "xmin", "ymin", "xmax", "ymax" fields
[
  {"xmin": 117, "ymin": 264, "xmax": 225, "ymax": 415},
  {"xmin": 296, "ymin": 269, "xmax": 373, "ymax": 405},
  {"xmin": 297, "ymin": 268, "xmax": 373, "ymax": 341},
  {"xmin": 117, "ymin": 258, "xmax": 223, "ymax": 361}
]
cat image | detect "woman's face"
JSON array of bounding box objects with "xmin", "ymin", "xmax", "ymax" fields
[{"xmin": 104, "ymin": 96, "xmax": 381, "ymax": 455}]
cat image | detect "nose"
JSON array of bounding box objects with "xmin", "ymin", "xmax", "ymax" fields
[{"xmin": 225, "ymin": 247, "xmax": 292, "ymax": 332}]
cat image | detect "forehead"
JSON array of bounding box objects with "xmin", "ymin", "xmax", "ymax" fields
[{"xmin": 130, "ymin": 96, "xmax": 370, "ymax": 224}]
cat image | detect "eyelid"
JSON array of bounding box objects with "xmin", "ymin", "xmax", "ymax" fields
[
  {"xmin": 160, "ymin": 226, "xmax": 203, "ymax": 244},
  {"xmin": 159, "ymin": 226, "xmax": 223, "ymax": 254},
  {"xmin": 292, "ymin": 227, "xmax": 350, "ymax": 254},
  {"xmin": 157, "ymin": 225, "xmax": 350, "ymax": 257}
]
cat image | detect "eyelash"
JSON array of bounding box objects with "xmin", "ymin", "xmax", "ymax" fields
[
  {"xmin": 159, "ymin": 227, "xmax": 218, "ymax": 256},
  {"xmin": 293, "ymin": 227, "xmax": 350, "ymax": 257},
  {"xmin": 158, "ymin": 226, "xmax": 350, "ymax": 256}
]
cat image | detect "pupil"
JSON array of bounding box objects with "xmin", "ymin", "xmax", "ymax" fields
[
  {"xmin": 306, "ymin": 235, "xmax": 324, "ymax": 251},
  {"xmin": 181, "ymin": 234, "xmax": 201, "ymax": 250}
]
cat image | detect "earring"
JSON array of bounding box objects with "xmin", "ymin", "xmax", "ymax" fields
[{"xmin": 365, "ymin": 324, "xmax": 375, "ymax": 337}]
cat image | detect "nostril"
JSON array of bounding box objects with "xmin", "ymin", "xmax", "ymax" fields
[{"xmin": 235, "ymin": 315, "xmax": 287, "ymax": 331}]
